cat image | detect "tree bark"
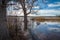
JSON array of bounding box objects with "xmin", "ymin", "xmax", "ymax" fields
[
  {"xmin": 22, "ymin": 2, "xmax": 28, "ymax": 31},
  {"xmin": 24, "ymin": 14, "xmax": 28, "ymax": 31},
  {"xmin": 0, "ymin": 1, "xmax": 9, "ymax": 40}
]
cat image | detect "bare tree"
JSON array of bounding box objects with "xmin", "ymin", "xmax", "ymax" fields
[
  {"xmin": 18, "ymin": 0, "xmax": 37, "ymax": 31},
  {"xmin": 1, "ymin": 0, "xmax": 37, "ymax": 40}
]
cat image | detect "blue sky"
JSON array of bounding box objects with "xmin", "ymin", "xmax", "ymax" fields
[
  {"xmin": 34, "ymin": 0, "xmax": 60, "ymax": 10},
  {"xmin": 7, "ymin": 0, "xmax": 60, "ymax": 10},
  {"xmin": 31, "ymin": 0, "xmax": 60, "ymax": 16}
]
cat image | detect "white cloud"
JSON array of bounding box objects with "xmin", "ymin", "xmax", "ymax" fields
[
  {"xmin": 48, "ymin": 4, "xmax": 60, "ymax": 7},
  {"xmin": 55, "ymin": 2, "xmax": 60, "ymax": 4},
  {"xmin": 40, "ymin": 10, "xmax": 60, "ymax": 14},
  {"xmin": 32, "ymin": 6, "xmax": 40, "ymax": 8},
  {"xmin": 35, "ymin": 10, "xmax": 60, "ymax": 16},
  {"xmin": 48, "ymin": 2, "xmax": 60, "ymax": 7},
  {"xmin": 7, "ymin": 9, "xmax": 60, "ymax": 16}
]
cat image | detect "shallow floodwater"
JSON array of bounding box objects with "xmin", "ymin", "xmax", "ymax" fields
[{"xmin": 30, "ymin": 24, "xmax": 60, "ymax": 40}]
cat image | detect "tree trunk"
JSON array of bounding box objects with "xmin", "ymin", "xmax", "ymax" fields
[
  {"xmin": 24, "ymin": 14, "xmax": 28, "ymax": 31},
  {"xmin": 23, "ymin": 4, "xmax": 28, "ymax": 31},
  {"xmin": 0, "ymin": 2, "xmax": 9, "ymax": 40}
]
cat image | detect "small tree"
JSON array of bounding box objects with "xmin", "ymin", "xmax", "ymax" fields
[{"xmin": 18, "ymin": 0, "xmax": 37, "ymax": 31}]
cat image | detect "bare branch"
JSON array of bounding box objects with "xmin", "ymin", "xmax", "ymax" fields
[
  {"xmin": 26, "ymin": 6, "xmax": 32, "ymax": 15},
  {"xmin": 26, "ymin": 0, "xmax": 37, "ymax": 15},
  {"xmin": 19, "ymin": 0, "xmax": 25, "ymax": 8},
  {"xmin": 31, "ymin": 10, "xmax": 39, "ymax": 15}
]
